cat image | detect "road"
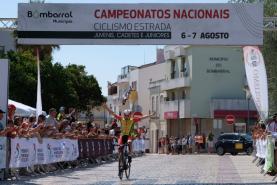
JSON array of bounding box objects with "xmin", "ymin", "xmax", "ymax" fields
[{"xmin": 2, "ymin": 154, "xmax": 276, "ymax": 185}]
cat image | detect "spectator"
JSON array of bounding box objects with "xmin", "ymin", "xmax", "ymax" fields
[
  {"xmin": 45, "ymin": 108, "xmax": 58, "ymax": 128},
  {"xmin": 8, "ymin": 104, "xmax": 16, "ymax": 121},
  {"xmin": 1, "ymin": 120, "xmax": 17, "ymax": 138},
  {"xmin": 14, "ymin": 116, "xmax": 23, "ymax": 127},
  {"xmin": 32, "ymin": 114, "xmax": 46, "ymax": 128},
  {"xmin": 266, "ymin": 113, "xmax": 277, "ymax": 133},
  {"xmin": 165, "ymin": 135, "xmax": 170, "ymax": 154},
  {"xmin": 188, "ymin": 134, "xmax": 193, "ymax": 154},
  {"xmin": 207, "ymin": 131, "xmax": 214, "ymax": 153},
  {"xmin": 67, "ymin": 107, "xmax": 76, "ymax": 123},
  {"xmin": 177, "ymin": 137, "xmax": 182, "ymax": 154},
  {"xmin": 0, "ymin": 109, "xmax": 5, "ymax": 131},
  {"xmin": 182, "ymin": 136, "xmax": 187, "ymax": 154},
  {"xmin": 57, "ymin": 106, "xmax": 66, "ymax": 121},
  {"xmin": 194, "ymin": 134, "xmax": 204, "ymax": 153},
  {"xmin": 28, "ymin": 114, "xmax": 36, "ymax": 128},
  {"xmin": 160, "ymin": 137, "xmax": 165, "ymax": 154},
  {"xmin": 18, "ymin": 121, "xmax": 30, "ymax": 138}
]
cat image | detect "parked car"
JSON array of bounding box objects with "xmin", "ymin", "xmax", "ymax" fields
[{"xmin": 215, "ymin": 133, "xmax": 253, "ymax": 156}]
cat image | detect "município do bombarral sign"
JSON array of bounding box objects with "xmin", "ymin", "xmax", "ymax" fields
[{"xmin": 17, "ymin": 3, "xmax": 263, "ymax": 45}]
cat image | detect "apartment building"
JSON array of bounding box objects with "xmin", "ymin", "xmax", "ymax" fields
[
  {"xmin": 107, "ymin": 49, "xmax": 165, "ymax": 152},
  {"xmin": 159, "ymin": 46, "xmax": 257, "ymax": 141}
]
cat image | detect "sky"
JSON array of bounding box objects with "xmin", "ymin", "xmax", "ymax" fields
[{"xmin": 1, "ymin": 0, "xmax": 228, "ymax": 96}]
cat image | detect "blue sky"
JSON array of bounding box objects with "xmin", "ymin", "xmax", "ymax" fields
[{"xmin": 1, "ymin": 0, "xmax": 228, "ymax": 96}]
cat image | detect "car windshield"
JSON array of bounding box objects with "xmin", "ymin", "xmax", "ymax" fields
[{"xmin": 241, "ymin": 134, "xmax": 252, "ymax": 141}]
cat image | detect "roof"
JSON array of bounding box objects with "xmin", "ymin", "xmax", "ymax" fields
[{"xmin": 138, "ymin": 62, "xmax": 156, "ymax": 69}]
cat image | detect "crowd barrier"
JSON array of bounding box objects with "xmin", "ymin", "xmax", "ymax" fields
[
  {"xmin": 0, "ymin": 136, "xmax": 145, "ymax": 181},
  {"xmin": 9, "ymin": 138, "xmax": 79, "ymax": 168},
  {"xmin": 0, "ymin": 137, "xmax": 113, "ymax": 169},
  {"xmin": 78, "ymin": 138, "xmax": 113, "ymax": 159}
]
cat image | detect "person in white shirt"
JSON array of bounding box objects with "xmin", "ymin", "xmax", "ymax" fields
[{"xmin": 266, "ymin": 114, "xmax": 277, "ymax": 133}]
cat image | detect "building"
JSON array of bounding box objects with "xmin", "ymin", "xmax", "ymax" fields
[
  {"xmin": 107, "ymin": 46, "xmax": 257, "ymax": 153},
  {"xmin": 107, "ymin": 49, "xmax": 166, "ymax": 152},
  {"xmin": 159, "ymin": 45, "xmax": 257, "ymax": 141}
]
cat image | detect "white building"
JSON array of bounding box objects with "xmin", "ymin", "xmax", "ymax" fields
[
  {"xmin": 107, "ymin": 46, "xmax": 257, "ymax": 153},
  {"xmin": 107, "ymin": 49, "xmax": 165, "ymax": 152}
]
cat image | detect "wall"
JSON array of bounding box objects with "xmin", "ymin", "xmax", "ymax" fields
[
  {"xmin": 137, "ymin": 62, "xmax": 166, "ymax": 116},
  {"xmin": 190, "ymin": 46, "xmax": 245, "ymax": 118}
]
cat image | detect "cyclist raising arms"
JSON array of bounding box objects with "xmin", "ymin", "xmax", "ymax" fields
[{"xmin": 102, "ymin": 103, "xmax": 154, "ymax": 159}]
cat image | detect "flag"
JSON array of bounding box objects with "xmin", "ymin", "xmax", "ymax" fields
[
  {"xmin": 243, "ymin": 46, "xmax": 268, "ymax": 120},
  {"xmin": 36, "ymin": 48, "xmax": 42, "ymax": 119}
]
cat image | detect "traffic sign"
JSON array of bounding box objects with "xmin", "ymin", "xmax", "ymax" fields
[{"xmin": 225, "ymin": 114, "xmax": 235, "ymax": 124}]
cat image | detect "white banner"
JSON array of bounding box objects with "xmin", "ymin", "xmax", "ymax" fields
[
  {"xmin": 36, "ymin": 48, "xmax": 42, "ymax": 119},
  {"xmin": 10, "ymin": 138, "xmax": 79, "ymax": 168},
  {"xmin": 17, "ymin": 3, "xmax": 263, "ymax": 45},
  {"xmin": 0, "ymin": 60, "xmax": 8, "ymax": 170},
  {"xmin": 243, "ymin": 46, "xmax": 268, "ymax": 121},
  {"xmin": 0, "ymin": 59, "xmax": 9, "ymax": 128},
  {"xmin": 0, "ymin": 137, "xmax": 7, "ymax": 169}
]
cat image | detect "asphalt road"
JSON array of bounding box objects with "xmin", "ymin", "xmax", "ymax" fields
[{"xmin": 2, "ymin": 154, "xmax": 276, "ymax": 185}]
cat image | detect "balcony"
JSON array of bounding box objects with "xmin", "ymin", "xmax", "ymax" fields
[
  {"xmin": 161, "ymin": 77, "xmax": 190, "ymax": 91},
  {"xmin": 161, "ymin": 99, "xmax": 191, "ymax": 119},
  {"xmin": 164, "ymin": 50, "xmax": 174, "ymax": 60},
  {"xmin": 174, "ymin": 46, "xmax": 186, "ymax": 57},
  {"xmin": 117, "ymin": 74, "xmax": 129, "ymax": 84}
]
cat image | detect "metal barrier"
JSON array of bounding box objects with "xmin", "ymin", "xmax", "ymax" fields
[
  {"xmin": 0, "ymin": 137, "xmax": 116, "ymax": 181},
  {"xmin": 0, "ymin": 137, "xmax": 145, "ymax": 181}
]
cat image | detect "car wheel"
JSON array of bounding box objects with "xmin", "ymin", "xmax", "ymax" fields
[
  {"xmin": 231, "ymin": 152, "xmax": 238, "ymax": 156},
  {"xmin": 216, "ymin": 146, "xmax": 225, "ymax": 156},
  {"xmin": 246, "ymin": 147, "xmax": 253, "ymax": 155}
]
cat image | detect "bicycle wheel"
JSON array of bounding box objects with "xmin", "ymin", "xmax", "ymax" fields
[
  {"xmin": 125, "ymin": 161, "xmax": 131, "ymax": 179},
  {"xmin": 118, "ymin": 152, "xmax": 124, "ymax": 180},
  {"xmin": 124, "ymin": 151, "xmax": 131, "ymax": 179}
]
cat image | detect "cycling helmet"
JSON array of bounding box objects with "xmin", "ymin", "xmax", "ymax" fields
[{"xmin": 123, "ymin": 109, "xmax": 132, "ymax": 116}]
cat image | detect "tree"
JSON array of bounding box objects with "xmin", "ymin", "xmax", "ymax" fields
[
  {"xmin": 230, "ymin": 0, "xmax": 277, "ymax": 115},
  {"xmin": 7, "ymin": 49, "xmax": 105, "ymax": 112}
]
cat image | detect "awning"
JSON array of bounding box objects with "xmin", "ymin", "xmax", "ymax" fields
[
  {"xmin": 214, "ymin": 110, "xmax": 258, "ymax": 119},
  {"xmin": 8, "ymin": 99, "xmax": 46, "ymax": 117}
]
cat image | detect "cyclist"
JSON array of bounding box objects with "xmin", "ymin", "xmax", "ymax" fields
[{"xmin": 102, "ymin": 103, "xmax": 154, "ymax": 161}]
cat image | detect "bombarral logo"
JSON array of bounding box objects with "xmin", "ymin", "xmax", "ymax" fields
[
  {"xmin": 245, "ymin": 48, "xmax": 261, "ymax": 67},
  {"xmin": 27, "ymin": 10, "xmax": 73, "ymax": 18}
]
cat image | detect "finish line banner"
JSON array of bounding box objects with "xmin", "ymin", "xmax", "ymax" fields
[{"xmin": 17, "ymin": 3, "xmax": 263, "ymax": 45}]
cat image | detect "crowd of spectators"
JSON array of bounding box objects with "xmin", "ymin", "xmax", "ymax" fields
[
  {"xmin": 158, "ymin": 132, "xmax": 215, "ymax": 154},
  {"xmin": 0, "ymin": 105, "xmax": 114, "ymax": 140}
]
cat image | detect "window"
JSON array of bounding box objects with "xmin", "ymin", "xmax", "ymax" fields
[
  {"xmin": 152, "ymin": 96, "xmax": 155, "ymax": 112},
  {"xmin": 171, "ymin": 92, "xmax": 175, "ymax": 101},
  {"xmin": 171, "ymin": 60, "xmax": 176, "ymax": 79},
  {"xmin": 213, "ymin": 119, "xmax": 222, "ymax": 129},
  {"xmin": 0, "ymin": 46, "xmax": 4, "ymax": 56},
  {"xmin": 132, "ymin": 81, "xmax": 137, "ymax": 90},
  {"xmin": 160, "ymin": 95, "xmax": 163, "ymax": 102},
  {"xmin": 222, "ymin": 134, "xmax": 240, "ymax": 140},
  {"xmin": 182, "ymin": 90, "xmax": 186, "ymax": 99},
  {"xmin": 181, "ymin": 57, "xmax": 186, "ymax": 72},
  {"xmin": 156, "ymin": 96, "xmax": 159, "ymax": 114}
]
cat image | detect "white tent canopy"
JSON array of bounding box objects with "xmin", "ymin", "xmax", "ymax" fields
[{"xmin": 8, "ymin": 99, "xmax": 46, "ymax": 117}]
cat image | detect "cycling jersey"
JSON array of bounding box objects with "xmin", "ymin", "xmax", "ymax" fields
[{"xmin": 115, "ymin": 115, "xmax": 141, "ymax": 136}]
